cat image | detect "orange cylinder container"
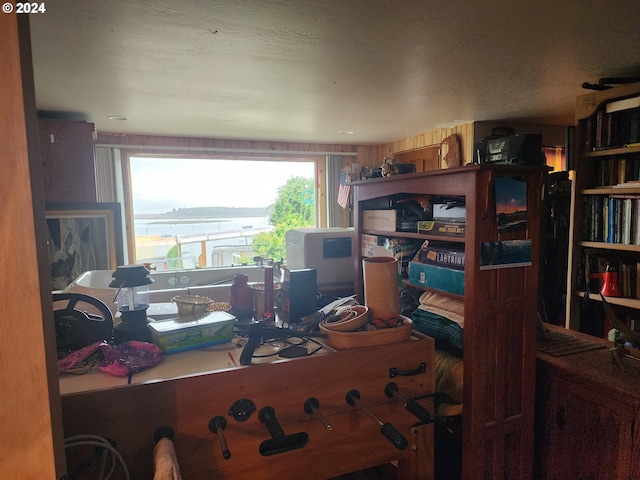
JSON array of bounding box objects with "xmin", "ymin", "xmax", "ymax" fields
[{"xmin": 362, "ymin": 257, "xmax": 399, "ymax": 322}]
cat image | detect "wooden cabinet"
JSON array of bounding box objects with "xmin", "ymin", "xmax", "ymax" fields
[
  {"xmin": 350, "ymin": 165, "xmax": 547, "ymax": 480},
  {"xmin": 566, "ymin": 83, "xmax": 640, "ymax": 335},
  {"xmin": 38, "ymin": 118, "xmax": 97, "ymax": 202},
  {"xmin": 535, "ymin": 327, "xmax": 640, "ymax": 480}
]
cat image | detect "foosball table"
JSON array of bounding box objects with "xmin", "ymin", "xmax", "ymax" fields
[{"xmin": 60, "ymin": 331, "xmax": 435, "ymax": 479}]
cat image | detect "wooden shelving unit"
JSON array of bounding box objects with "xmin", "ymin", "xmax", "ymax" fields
[
  {"xmin": 565, "ymin": 82, "xmax": 640, "ymax": 335},
  {"xmin": 350, "ymin": 164, "xmax": 547, "ymax": 480}
]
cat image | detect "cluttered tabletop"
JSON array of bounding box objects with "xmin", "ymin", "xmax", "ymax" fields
[{"xmin": 57, "ymin": 294, "xmax": 409, "ymax": 396}]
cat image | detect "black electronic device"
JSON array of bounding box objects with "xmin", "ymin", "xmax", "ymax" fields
[
  {"xmin": 475, "ymin": 133, "xmax": 545, "ymax": 165},
  {"xmin": 288, "ymin": 268, "xmax": 318, "ymax": 323}
]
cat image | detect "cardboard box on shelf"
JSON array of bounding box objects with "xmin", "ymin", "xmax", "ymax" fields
[
  {"xmin": 362, "ymin": 210, "xmax": 397, "ymax": 231},
  {"xmin": 361, "ymin": 234, "xmax": 421, "ymax": 258},
  {"xmin": 362, "ymin": 244, "xmax": 393, "ymax": 258},
  {"xmin": 408, "ymin": 261, "xmax": 465, "ymax": 295}
]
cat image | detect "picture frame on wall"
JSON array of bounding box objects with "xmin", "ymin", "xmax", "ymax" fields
[{"xmin": 45, "ymin": 202, "xmax": 124, "ymax": 291}]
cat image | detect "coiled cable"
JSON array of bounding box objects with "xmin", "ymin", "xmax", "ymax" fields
[{"xmin": 64, "ymin": 434, "xmax": 130, "ymax": 480}]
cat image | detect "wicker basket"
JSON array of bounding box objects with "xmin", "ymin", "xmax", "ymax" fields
[
  {"xmin": 208, "ymin": 301, "xmax": 232, "ymax": 313},
  {"xmin": 171, "ymin": 295, "xmax": 213, "ymax": 317}
]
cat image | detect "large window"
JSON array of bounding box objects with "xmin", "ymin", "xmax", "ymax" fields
[{"xmin": 129, "ymin": 157, "xmax": 316, "ymax": 270}]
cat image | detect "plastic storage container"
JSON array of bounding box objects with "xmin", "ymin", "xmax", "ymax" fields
[{"xmin": 148, "ymin": 311, "xmax": 236, "ymax": 354}]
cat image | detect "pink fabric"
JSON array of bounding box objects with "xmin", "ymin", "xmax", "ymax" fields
[
  {"xmin": 58, "ymin": 341, "xmax": 108, "ymax": 372},
  {"xmin": 99, "ymin": 341, "xmax": 163, "ymax": 377}
]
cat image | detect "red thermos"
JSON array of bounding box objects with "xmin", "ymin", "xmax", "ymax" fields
[{"xmin": 590, "ymin": 264, "xmax": 621, "ymax": 297}]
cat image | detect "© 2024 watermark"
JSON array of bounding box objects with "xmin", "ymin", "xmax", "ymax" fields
[{"xmin": 3, "ymin": 2, "xmax": 46, "ymax": 14}]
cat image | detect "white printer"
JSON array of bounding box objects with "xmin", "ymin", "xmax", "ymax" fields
[{"xmin": 285, "ymin": 227, "xmax": 355, "ymax": 286}]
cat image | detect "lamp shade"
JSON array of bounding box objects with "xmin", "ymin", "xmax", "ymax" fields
[
  {"xmin": 110, "ymin": 265, "xmax": 154, "ymax": 343},
  {"xmin": 109, "ymin": 264, "xmax": 154, "ymax": 288}
]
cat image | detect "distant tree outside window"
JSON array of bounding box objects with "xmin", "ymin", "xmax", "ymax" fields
[{"xmin": 251, "ymin": 176, "xmax": 315, "ymax": 261}]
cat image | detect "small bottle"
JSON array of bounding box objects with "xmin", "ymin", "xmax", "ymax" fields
[
  {"xmin": 229, "ymin": 274, "xmax": 254, "ymax": 322},
  {"xmin": 263, "ymin": 265, "xmax": 275, "ymax": 323}
]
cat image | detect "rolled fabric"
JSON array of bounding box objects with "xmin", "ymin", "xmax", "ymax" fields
[
  {"xmin": 154, "ymin": 437, "xmax": 182, "ymax": 480},
  {"xmin": 362, "ymin": 257, "xmax": 399, "ymax": 321}
]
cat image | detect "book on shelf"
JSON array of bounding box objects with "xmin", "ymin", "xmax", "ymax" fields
[
  {"xmin": 417, "ymin": 240, "xmax": 465, "ymax": 270},
  {"xmin": 416, "ymin": 220, "xmax": 465, "ymax": 237},
  {"xmin": 583, "ymin": 194, "xmax": 640, "ymax": 245},
  {"xmin": 606, "ymin": 96, "xmax": 640, "ymax": 114},
  {"xmin": 623, "ymin": 197, "xmax": 632, "ymax": 245},
  {"xmin": 596, "ymin": 155, "xmax": 640, "ymax": 187},
  {"xmin": 614, "ymin": 179, "xmax": 640, "ymax": 188},
  {"xmin": 590, "ymin": 101, "xmax": 640, "ymax": 151},
  {"xmin": 635, "ymin": 204, "xmax": 640, "ymax": 245}
]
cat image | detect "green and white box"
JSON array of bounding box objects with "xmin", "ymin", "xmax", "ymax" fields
[{"xmin": 148, "ymin": 311, "xmax": 236, "ymax": 354}]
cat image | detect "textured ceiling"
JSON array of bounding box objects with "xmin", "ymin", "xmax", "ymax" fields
[{"xmin": 28, "ymin": 0, "xmax": 640, "ymax": 144}]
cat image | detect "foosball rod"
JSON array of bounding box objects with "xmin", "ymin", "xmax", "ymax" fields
[{"xmin": 345, "ymin": 389, "xmax": 408, "ymax": 451}]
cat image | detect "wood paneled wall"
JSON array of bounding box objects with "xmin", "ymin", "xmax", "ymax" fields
[
  {"xmin": 96, "ymin": 125, "xmax": 476, "ymax": 172},
  {"xmin": 376, "ymin": 122, "xmax": 475, "ymax": 168},
  {"xmin": 96, "ymin": 132, "xmax": 374, "ymax": 159}
]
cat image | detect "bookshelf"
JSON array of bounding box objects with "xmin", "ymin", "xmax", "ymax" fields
[
  {"xmin": 351, "ymin": 165, "xmax": 547, "ymax": 480},
  {"xmin": 566, "ymin": 83, "xmax": 640, "ymax": 336}
]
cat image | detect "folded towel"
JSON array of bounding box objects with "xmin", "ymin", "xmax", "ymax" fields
[
  {"xmin": 154, "ymin": 438, "xmax": 182, "ymax": 480},
  {"xmin": 418, "ymin": 290, "xmax": 464, "ymax": 326}
]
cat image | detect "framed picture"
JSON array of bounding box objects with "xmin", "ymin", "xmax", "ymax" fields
[{"xmin": 45, "ymin": 202, "xmax": 124, "ymax": 290}]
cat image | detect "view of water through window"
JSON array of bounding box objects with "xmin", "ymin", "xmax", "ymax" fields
[{"xmin": 130, "ymin": 157, "xmax": 316, "ymax": 269}]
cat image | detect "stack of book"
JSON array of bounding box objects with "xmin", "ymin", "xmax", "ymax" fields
[
  {"xmin": 583, "ymin": 194, "xmax": 640, "ymax": 245},
  {"xmin": 583, "ymin": 95, "xmax": 640, "ymax": 151},
  {"xmin": 596, "ymin": 156, "xmax": 640, "ymax": 187},
  {"xmin": 409, "ymin": 199, "xmax": 466, "ymax": 295},
  {"xmin": 416, "ymin": 200, "xmax": 466, "ymax": 237}
]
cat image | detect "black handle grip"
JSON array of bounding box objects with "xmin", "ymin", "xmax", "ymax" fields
[
  {"xmin": 259, "ymin": 407, "xmax": 285, "ymax": 440},
  {"xmin": 239, "ymin": 335, "xmax": 261, "ymax": 365},
  {"xmin": 380, "ymin": 423, "xmax": 408, "ymax": 450},
  {"xmin": 258, "ymin": 406, "xmax": 309, "ymax": 456},
  {"xmin": 405, "ymin": 398, "xmax": 432, "ymax": 423}
]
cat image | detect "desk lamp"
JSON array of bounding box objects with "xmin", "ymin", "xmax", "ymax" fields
[{"xmin": 109, "ymin": 265, "xmax": 154, "ymax": 343}]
